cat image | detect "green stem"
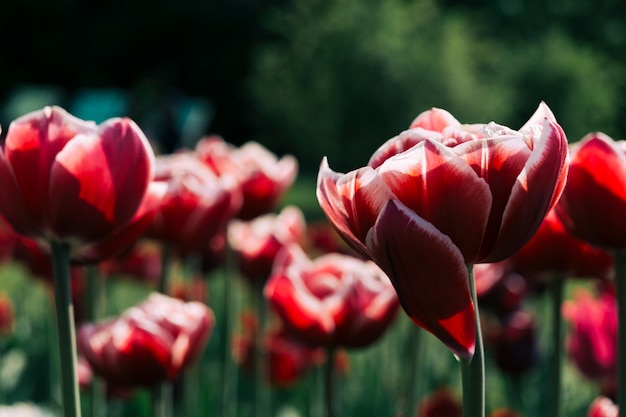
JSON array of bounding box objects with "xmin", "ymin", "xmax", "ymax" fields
[
  {"xmin": 615, "ymin": 250, "xmax": 626, "ymax": 412},
  {"xmin": 221, "ymin": 247, "xmax": 238, "ymax": 417},
  {"xmin": 325, "ymin": 346, "xmax": 337, "ymax": 417},
  {"xmin": 548, "ymin": 274, "xmax": 564, "ymax": 417},
  {"xmin": 50, "ymin": 240, "xmax": 81, "ymax": 417},
  {"xmin": 254, "ymin": 280, "xmax": 271, "ymax": 417},
  {"xmin": 460, "ymin": 264, "xmax": 485, "ymax": 417},
  {"xmin": 152, "ymin": 383, "xmax": 173, "ymax": 417},
  {"xmin": 85, "ymin": 266, "xmax": 105, "ymax": 417},
  {"xmin": 406, "ymin": 325, "xmax": 422, "ymax": 417}
]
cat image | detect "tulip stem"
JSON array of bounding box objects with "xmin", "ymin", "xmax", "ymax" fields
[
  {"xmin": 50, "ymin": 240, "xmax": 81, "ymax": 417},
  {"xmin": 325, "ymin": 346, "xmax": 337, "ymax": 417},
  {"xmin": 406, "ymin": 325, "xmax": 422, "ymax": 417},
  {"xmin": 221, "ymin": 247, "xmax": 238, "ymax": 417},
  {"xmin": 254, "ymin": 281, "xmax": 271, "ymax": 417},
  {"xmin": 615, "ymin": 250, "xmax": 626, "ymax": 412},
  {"xmin": 548, "ymin": 274, "xmax": 564, "ymax": 417},
  {"xmin": 460, "ymin": 264, "xmax": 484, "ymax": 417},
  {"xmin": 152, "ymin": 383, "xmax": 173, "ymax": 417},
  {"xmin": 86, "ymin": 266, "xmax": 105, "ymax": 417}
]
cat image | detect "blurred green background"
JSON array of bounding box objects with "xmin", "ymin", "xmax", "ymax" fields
[{"xmin": 1, "ymin": 0, "xmax": 625, "ymax": 175}]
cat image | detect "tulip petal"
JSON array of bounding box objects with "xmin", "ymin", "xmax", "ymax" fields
[
  {"xmin": 4, "ymin": 106, "xmax": 96, "ymax": 231},
  {"xmin": 366, "ymin": 199, "xmax": 475, "ymax": 359},
  {"xmin": 556, "ymin": 133, "xmax": 626, "ymax": 248},
  {"xmin": 316, "ymin": 158, "xmax": 395, "ymax": 257},
  {"xmin": 49, "ymin": 118, "xmax": 154, "ymax": 242},
  {"xmin": 0, "ymin": 148, "xmax": 36, "ymax": 237},
  {"xmin": 368, "ymin": 128, "xmax": 442, "ymax": 169},
  {"xmin": 488, "ymin": 118, "xmax": 568, "ymax": 262},
  {"xmin": 377, "ymin": 139, "xmax": 492, "ymax": 263},
  {"xmin": 409, "ymin": 107, "xmax": 461, "ymax": 131}
]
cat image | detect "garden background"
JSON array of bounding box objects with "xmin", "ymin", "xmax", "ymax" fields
[{"xmin": 0, "ymin": 0, "xmax": 624, "ymax": 416}]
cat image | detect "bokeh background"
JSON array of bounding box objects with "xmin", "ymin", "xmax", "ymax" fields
[{"xmin": 1, "ymin": 0, "xmax": 625, "ymax": 175}]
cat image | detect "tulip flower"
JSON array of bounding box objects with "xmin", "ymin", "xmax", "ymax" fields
[
  {"xmin": 417, "ymin": 388, "xmax": 462, "ymax": 417},
  {"xmin": 587, "ymin": 396, "xmax": 619, "ymax": 417},
  {"xmin": 317, "ymin": 102, "xmax": 568, "ymax": 359},
  {"xmin": 231, "ymin": 313, "xmax": 324, "ymax": 388},
  {"xmin": 196, "ymin": 135, "xmax": 298, "ymax": 220},
  {"xmin": 147, "ymin": 152, "xmax": 242, "ymax": 257},
  {"xmin": 78, "ymin": 293, "xmax": 214, "ymax": 387},
  {"xmin": 510, "ymin": 208, "xmax": 613, "ymax": 279},
  {"xmin": 0, "ymin": 106, "xmax": 158, "ymax": 256},
  {"xmin": 474, "ymin": 262, "xmax": 527, "ymax": 315},
  {"xmin": 491, "ymin": 310, "xmax": 539, "ymax": 375},
  {"xmin": 265, "ymin": 243, "xmax": 399, "ymax": 348},
  {"xmin": 228, "ymin": 205, "xmax": 307, "ymax": 283},
  {"xmin": 563, "ymin": 289, "xmax": 617, "ymax": 383}
]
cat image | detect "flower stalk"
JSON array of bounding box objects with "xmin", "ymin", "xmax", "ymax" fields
[
  {"xmin": 548, "ymin": 274, "xmax": 565, "ymax": 417},
  {"xmin": 51, "ymin": 240, "xmax": 81, "ymax": 417},
  {"xmin": 615, "ymin": 249, "xmax": 626, "ymax": 410},
  {"xmin": 460, "ymin": 264, "xmax": 484, "ymax": 417}
]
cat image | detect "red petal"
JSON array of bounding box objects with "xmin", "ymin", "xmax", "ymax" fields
[
  {"xmin": 316, "ymin": 158, "xmax": 395, "ymax": 257},
  {"xmin": 556, "ymin": 133, "xmax": 626, "ymax": 248},
  {"xmin": 409, "ymin": 108, "xmax": 461, "ymax": 131},
  {"xmin": 48, "ymin": 118, "xmax": 154, "ymax": 243},
  {"xmin": 4, "ymin": 106, "xmax": 96, "ymax": 233},
  {"xmin": 487, "ymin": 118, "xmax": 568, "ymax": 262},
  {"xmin": 377, "ymin": 139, "xmax": 492, "ymax": 263},
  {"xmin": 0, "ymin": 148, "xmax": 36, "ymax": 237},
  {"xmin": 366, "ymin": 200, "xmax": 475, "ymax": 359},
  {"xmin": 368, "ymin": 128, "xmax": 441, "ymax": 169}
]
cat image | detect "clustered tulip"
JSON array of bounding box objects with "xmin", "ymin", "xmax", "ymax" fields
[
  {"xmin": 265, "ymin": 243, "xmax": 399, "ymax": 348},
  {"xmin": 317, "ymin": 102, "xmax": 568, "ymax": 358},
  {"xmin": 78, "ymin": 293, "xmax": 214, "ymax": 387}
]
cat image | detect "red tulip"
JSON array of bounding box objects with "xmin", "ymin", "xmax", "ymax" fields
[
  {"xmin": 588, "ymin": 396, "xmax": 619, "ymax": 417},
  {"xmin": 556, "ymin": 132, "xmax": 626, "ymax": 249},
  {"xmin": 510, "ymin": 207, "xmax": 613, "ymax": 278},
  {"xmin": 78, "ymin": 293, "xmax": 214, "ymax": 387},
  {"xmin": 317, "ymin": 103, "xmax": 568, "ymax": 358},
  {"xmin": 563, "ymin": 288, "xmax": 617, "ymax": 382},
  {"xmin": 148, "ymin": 152, "xmax": 242, "ymax": 255},
  {"xmin": 0, "ymin": 293, "xmax": 14, "ymax": 335},
  {"xmin": 491, "ymin": 310, "xmax": 539, "ymax": 375},
  {"xmin": 0, "ymin": 106, "xmax": 158, "ymax": 262},
  {"xmin": 196, "ymin": 136, "xmax": 298, "ymax": 220},
  {"xmin": 228, "ymin": 205, "xmax": 307, "ymax": 283},
  {"xmin": 417, "ymin": 388, "xmax": 462, "ymax": 417},
  {"xmin": 99, "ymin": 240, "xmax": 162, "ymax": 285},
  {"xmin": 265, "ymin": 244, "xmax": 399, "ymax": 348},
  {"xmin": 231, "ymin": 313, "xmax": 324, "ymax": 388},
  {"xmin": 474, "ymin": 262, "xmax": 527, "ymax": 314}
]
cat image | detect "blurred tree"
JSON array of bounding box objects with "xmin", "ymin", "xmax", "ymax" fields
[{"xmin": 248, "ymin": 0, "xmax": 623, "ymax": 173}]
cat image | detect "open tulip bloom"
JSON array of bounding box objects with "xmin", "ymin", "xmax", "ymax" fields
[
  {"xmin": 317, "ymin": 102, "xmax": 569, "ymax": 416},
  {"xmin": 0, "ymin": 106, "xmax": 162, "ymax": 417}
]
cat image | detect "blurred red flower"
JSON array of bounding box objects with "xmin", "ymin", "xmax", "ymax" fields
[
  {"xmin": 0, "ymin": 106, "xmax": 163, "ymax": 263},
  {"xmin": 265, "ymin": 244, "xmax": 399, "ymax": 348},
  {"xmin": 474, "ymin": 262, "xmax": 527, "ymax": 315},
  {"xmin": 417, "ymin": 388, "xmax": 462, "ymax": 417},
  {"xmin": 491, "ymin": 309, "xmax": 539, "ymax": 375},
  {"xmin": 228, "ymin": 205, "xmax": 306, "ymax": 283},
  {"xmin": 0, "ymin": 293, "xmax": 14, "ymax": 335},
  {"xmin": 231, "ymin": 313, "xmax": 324, "ymax": 388},
  {"xmin": 588, "ymin": 396, "xmax": 619, "ymax": 417},
  {"xmin": 509, "ymin": 208, "xmax": 613, "ymax": 279},
  {"xmin": 563, "ymin": 289, "xmax": 617, "ymax": 384},
  {"xmin": 147, "ymin": 152, "xmax": 242, "ymax": 256},
  {"xmin": 78, "ymin": 293, "xmax": 214, "ymax": 387},
  {"xmin": 196, "ymin": 136, "xmax": 298, "ymax": 220},
  {"xmin": 556, "ymin": 132, "xmax": 626, "ymax": 249},
  {"xmin": 317, "ymin": 103, "xmax": 568, "ymax": 358}
]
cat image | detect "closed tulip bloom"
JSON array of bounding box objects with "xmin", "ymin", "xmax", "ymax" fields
[
  {"xmin": 417, "ymin": 388, "xmax": 462, "ymax": 417},
  {"xmin": 0, "ymin": 106, "xmax": 157, "ymax": 260},
  {"xmin": 196, "ymin": 136, "xmax": 298, "ymax": 220},
  {"xmin": 148, "ymin": 152, "xmax": 242, "ymax": 255},
  {"xmin": 556, "ymin": 132, "xmax": 626, "ymax": 249},
  {"xmin": 265, "ymin": 243, "xmax": 399, "ymax": 348},
  {"xmin": 588, "ymin": 396, "xmax": 619, "ymax": 417},
  {"xmin": 563, "ymin": 289, "xmax": 617, "ymax": 382},
  {"xmin": 509, "ymin": 208, "xmax": 613, "ymax": 278},
  {"xmin": 228, "ymin": 205, "xmax": 307, "ymax": 282},
  {"xmin": 317, "ymin": 103, "xmax": 568, "ymax": 358},
  {"xmin": 78, "ymin": 293, "xmax": 214, "ymax": 387}
]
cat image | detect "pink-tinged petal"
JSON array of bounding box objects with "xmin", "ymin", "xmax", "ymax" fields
[
  {"xmin": 316, "ymin": 158, "xmax": 395, "ymax": 257},
  {"xmin": 409, "ymin": 107, "xmax": 461, "ymax": 131},
  {"xmin": 4, "ymin": 106, "xmax": 96, "ymax": 231},
  {"xmin": 557, "ymin": 133, "xmax": 626, "ymax": 249},
  {"xmin": 48, "ymin": 118, "xmax": 154, "ymax": 242},
  {"xmin": 368, "ymin": 128, "xmax": 442, "ymax": 169},
  {"xmin": 520, "ymin": 101, "xmax": 557, "ymax": 132},
  {"xmin": 264, "ymin": 269, "xmax": 335, "ymax": 346},
  {"xmin": 71, "ymin": 181, "xmax": 167, "ymax": 264},
  {"xmin": 587, "ymin": 397, "xmax": 618, "ymax": 417},
  {"xmin": 0, "ymin": 148, "xmax": 36, "ymax": 237},
  {"xmin": 366, "ymin": 200, "xmax": 475, "ymax": 359},
  {"xmin": 452, "ymin": 133, "xmax": 533, "ymax": 261},
  {"xmin": 486, "ymin": 118, "xmax": 569, "ymax": 262},
  {"xmin": 377, "ymin": 140, "xmax": 492, "ymax": 263}
]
